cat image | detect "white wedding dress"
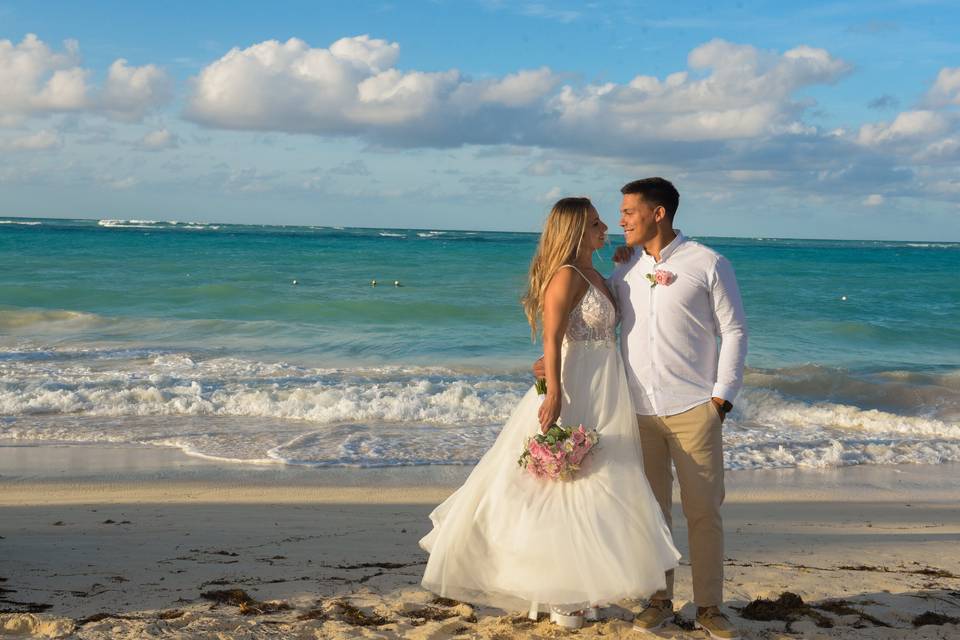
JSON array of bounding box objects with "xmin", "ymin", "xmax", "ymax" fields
[{"xmin": 420, "ymin": 266, "xmax": 681, "ymax": 613}]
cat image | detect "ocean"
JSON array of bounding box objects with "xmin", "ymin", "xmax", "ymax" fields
[{"xmin": 2, "ymin": 216, "xmax": 959, "ymax": 471}]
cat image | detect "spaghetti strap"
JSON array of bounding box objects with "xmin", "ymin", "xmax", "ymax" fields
[{"xmin": 558, "ymin": 263, "xmax": 589, "ymax": 283}]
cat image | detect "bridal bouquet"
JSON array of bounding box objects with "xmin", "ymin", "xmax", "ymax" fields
[
  {"xmin": 517, "ymin": 424, "xmax": 600, "ymax": 481},
  {"xmin": 518, "ymin": 379, "xmax": 600, "ymax": 481}
]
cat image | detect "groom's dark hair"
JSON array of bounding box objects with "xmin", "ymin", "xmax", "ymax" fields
[{"xmin": 621, "ymin": 177, "xmax": 679, "ymax": 221}]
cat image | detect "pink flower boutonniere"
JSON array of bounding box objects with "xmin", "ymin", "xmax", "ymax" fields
[{"xmin": 645, "ymin": 270, "xmax": 676, "ymax": 288}]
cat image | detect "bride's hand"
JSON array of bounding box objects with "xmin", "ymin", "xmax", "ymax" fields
[{"xmin": 538, "ymin": 393, "xmax": 561, "ymax": 433}]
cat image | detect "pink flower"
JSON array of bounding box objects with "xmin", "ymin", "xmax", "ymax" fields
[
  {"xmin": 520, "ymin": 424, "xmax": 601, "ymax": 480},
  {"xmin": 654, "ymin": 270, "xmax": 675, "ymax": 286}
]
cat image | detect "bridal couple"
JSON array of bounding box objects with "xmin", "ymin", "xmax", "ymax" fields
[{"xmin": 420, "ymin": 178, "xmax": 748, "ymax": 639}]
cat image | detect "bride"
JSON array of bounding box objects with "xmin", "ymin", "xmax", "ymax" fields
[{"xmin": 420, "ymin": 197, "xmax": 680, "ymax": 628}]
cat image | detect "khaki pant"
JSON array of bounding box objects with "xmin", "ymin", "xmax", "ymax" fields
[{"xmin": 637, "ymin": 402, "xmax": 725, "ymax": 607}]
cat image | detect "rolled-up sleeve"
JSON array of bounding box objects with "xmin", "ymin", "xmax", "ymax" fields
[{"xmin": 709, "ymin": 255, "xmax": 748, "ymax": 402}]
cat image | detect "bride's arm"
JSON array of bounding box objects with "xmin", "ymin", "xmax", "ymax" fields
[{"xmin": 537, "ymin": 268, "xmax": 586, "ymax": 432}]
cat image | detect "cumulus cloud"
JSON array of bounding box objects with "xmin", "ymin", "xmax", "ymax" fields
[
  {"xmin": 557, "ymin": 40, "xmax": 852, "ymax": 143},
  {"xmin": 0, "ymin": 34, "xmax": 88, "ymax": 123},
  {"xmin": 857, "ymin": 110, "xmax": 951, "ymax": 146},
  {"xmin": 915, "ymin": 137, "xmax": 960, "ymax": 163},
  {"xmin": 185, "ymin": 36, "xmax": 561, "ymax": 145},
  {"xmin": 847, "ymin": 66, "xmax": 960, "ymax": 192},
  {"xmin": 185, "ymin": 36, "xmax": 849, "ymax": 154},
  {"xmin": 0, "ymin": 34, "xmax": 171, "ymax": 124},
  {"xmin": 187, "ymin": 36, "xmax": 437, "ymax": 133},
  {"xmin": 926, "ymin": 67, "xmax": 960, "ymax": 107},
  {"xmin": 101, "ymin": 59, "xmax": 173, "ymax": 121}
]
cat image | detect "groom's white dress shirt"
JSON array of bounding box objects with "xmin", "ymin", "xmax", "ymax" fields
[{"xmin": 609, "ymin": 231, "xmax": 748, "ymax": 417}]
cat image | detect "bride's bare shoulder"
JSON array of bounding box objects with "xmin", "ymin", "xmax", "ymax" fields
[{"xmin": 544, "ymin": 266, "xmax": 588, "ymax": 303}]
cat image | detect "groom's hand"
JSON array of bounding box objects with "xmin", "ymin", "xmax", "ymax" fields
[
  {"xmin": 613, "ymin": 245, "xmax": 635, "ymax": 263},
  {"xmin": 711, "ymin": 397, "xmax": 729, "ymax": 423},
  {"xmin": 532, "ymin": 356, "xmax": 545, "ymax": 379}
]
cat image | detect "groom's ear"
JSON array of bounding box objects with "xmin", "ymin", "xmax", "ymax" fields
[{"xmin": 653, "ymin": 205, "xmax": 667, "ymax": 222}]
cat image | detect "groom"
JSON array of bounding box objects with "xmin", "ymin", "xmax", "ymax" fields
[
  {"xmin": 614, "ymin": 178, "xmax": 747, "ymax": 639},
  {"xmin": 536, "ymin": 177, "xmax": 747, "ymax": 638}
]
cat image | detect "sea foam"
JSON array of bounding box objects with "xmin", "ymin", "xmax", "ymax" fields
[{"xmin": 2, "ymin": 347, "xmax": 959, "ymax": 469}]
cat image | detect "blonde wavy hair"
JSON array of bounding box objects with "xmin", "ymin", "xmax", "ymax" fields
[{"xmin": 521, "ymin": 197, "xmax": 594, "ymax": 340}]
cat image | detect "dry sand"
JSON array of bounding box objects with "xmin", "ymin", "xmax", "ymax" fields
[{"xmin": 1, "ymin": 446, "xmax": 959, "ymax": 639}]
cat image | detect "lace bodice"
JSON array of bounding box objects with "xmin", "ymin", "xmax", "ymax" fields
[{"xmin": 563, "ymin": 268, "xmax": 617, "ymax": 347}]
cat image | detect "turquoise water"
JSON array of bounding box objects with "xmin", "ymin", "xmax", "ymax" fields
[{"xmin": 2, "ymin": 217, "xmax": 959, "ymax": 469}]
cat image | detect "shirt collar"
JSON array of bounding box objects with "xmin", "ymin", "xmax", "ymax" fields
[{"xmin": 641, "ymin": 229, "xmax": 685, "ymax": 263}]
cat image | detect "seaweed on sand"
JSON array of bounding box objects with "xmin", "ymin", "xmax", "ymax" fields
[
  {"xmin": 332, "ymin": 601, "xmax": 392, "ymax": 627},
  {"xmin": 815, "ymin": 600, "xmax": 891, "ymax": 628},
  {"xmin": 739, "ymin": 592, "xmax": 833, "ymax": 628},
  {"xmin": 200, "ymin": 589, "xmax": 291, "ymax": 616},
  {"xmin": 913, "ymin": 611, "xmax": 960, "ymax": 627},
  {"xmin": 401, "ymin": 606, "xmax": 459, "ymax": 622}
]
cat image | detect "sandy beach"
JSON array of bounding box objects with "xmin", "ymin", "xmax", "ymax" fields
[{"xmin": 1, "ymin": 444, "xmax": 958, "ymax": 639}]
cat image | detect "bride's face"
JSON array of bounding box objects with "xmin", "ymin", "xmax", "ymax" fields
[{"xmin": 580, "ymin": 207, "xmax": 608, "ymax": 253}]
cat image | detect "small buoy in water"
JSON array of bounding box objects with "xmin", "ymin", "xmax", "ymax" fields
[
  {"xmin": 841, "ymin": 295, "xmax": 847, "ymax": 301},
  {"xmin": 394, "ymin": 280, "xmax": 401, "ymax": 287},
  {"xmin": 371, "ymin": 279, "xmax": 377, "ymax": 286},
  {"xmin": 292, "ymin": 279, "xmax": 298, "ymax": 285}
]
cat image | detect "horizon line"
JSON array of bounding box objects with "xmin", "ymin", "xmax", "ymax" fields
[{"xmin": 2, "ymin": 214, "xmax": 959, "ymax": 245}]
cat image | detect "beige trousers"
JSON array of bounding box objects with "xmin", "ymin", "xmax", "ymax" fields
[{"xmin": 637, "ymin": 401, "xmax": 725, "ymax": 607}]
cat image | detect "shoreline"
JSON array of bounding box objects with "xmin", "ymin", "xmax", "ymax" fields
[
  {"xmin": 3, "ymin": 440, "xmax": 960, "ymax": 503},
  {"xmin": 2, "ymin": 444, "xmax": 960, "ymax": 638}
]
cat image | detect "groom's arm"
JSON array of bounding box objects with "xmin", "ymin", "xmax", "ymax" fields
[{"xmin": 709, "ymin": 255, "xmax": 748, "ymax": 405}]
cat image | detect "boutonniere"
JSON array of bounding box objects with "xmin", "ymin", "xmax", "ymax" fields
[{"xmin": 645, "ymin": 270, "xmax": 676, "ymax": 288}]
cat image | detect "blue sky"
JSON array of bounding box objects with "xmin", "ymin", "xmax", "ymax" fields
[{"xmin": 2, "ymin": 0, "xmax": 959, "ymax": 239}]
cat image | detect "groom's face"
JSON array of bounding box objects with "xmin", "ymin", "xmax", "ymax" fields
[{"xmin": 619, "ymin": 194, "xmax": 660, "ymax": 247}]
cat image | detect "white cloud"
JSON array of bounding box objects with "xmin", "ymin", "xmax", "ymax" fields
[
  {"xmin": 454, "ymin": 68, "xmax": 558, "ymax": 108},
  {"xmin": 0, "ymin": 34, "xmax": 171, "ymax": 124},
  {"xmin": 101, "ymin": 59, "xmax": 173, "ymax": 122},
  {"xmin": 863, "ymin": 194, "xmax": 884, "ymax": 206},
  {"xmin": 926, "ymin": 67, "xmax": 960, "ymax": 107},
  {"xmin": 184, "ymin": 36, "xmax": 850, "ymax": 153},
  {"xmin": 185, "ymin": 36, "xmax": 564, "ymax": 143},
  {"xmin": 0, "ymin": 34, "xmax": 89, "ymax": 122},
  {"xmin": 857, "ymin": 110, "xmax": 951, "ymax": 146},
  {"xmin": 547, "ymin": 40, "xmax": 851, "ymax": 145},
  {"xmin": 138, "ymin": 128, "xmax": 178, "ymax": 151},
  {"xmin": 2, "ymin": 129, "xmax": 62, "ymax": 150},
  {"xmin": 186, "ymin": 36, "xmax": 455, "ymax": 133},
  {"xmin": 915, "ymin": 136, "xmax": 960, "ymax": 162}
]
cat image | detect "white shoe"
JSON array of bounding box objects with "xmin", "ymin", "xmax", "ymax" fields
[{"xmin": 550, "ymin": 607, "xmax": 584, "ymax": 629}]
